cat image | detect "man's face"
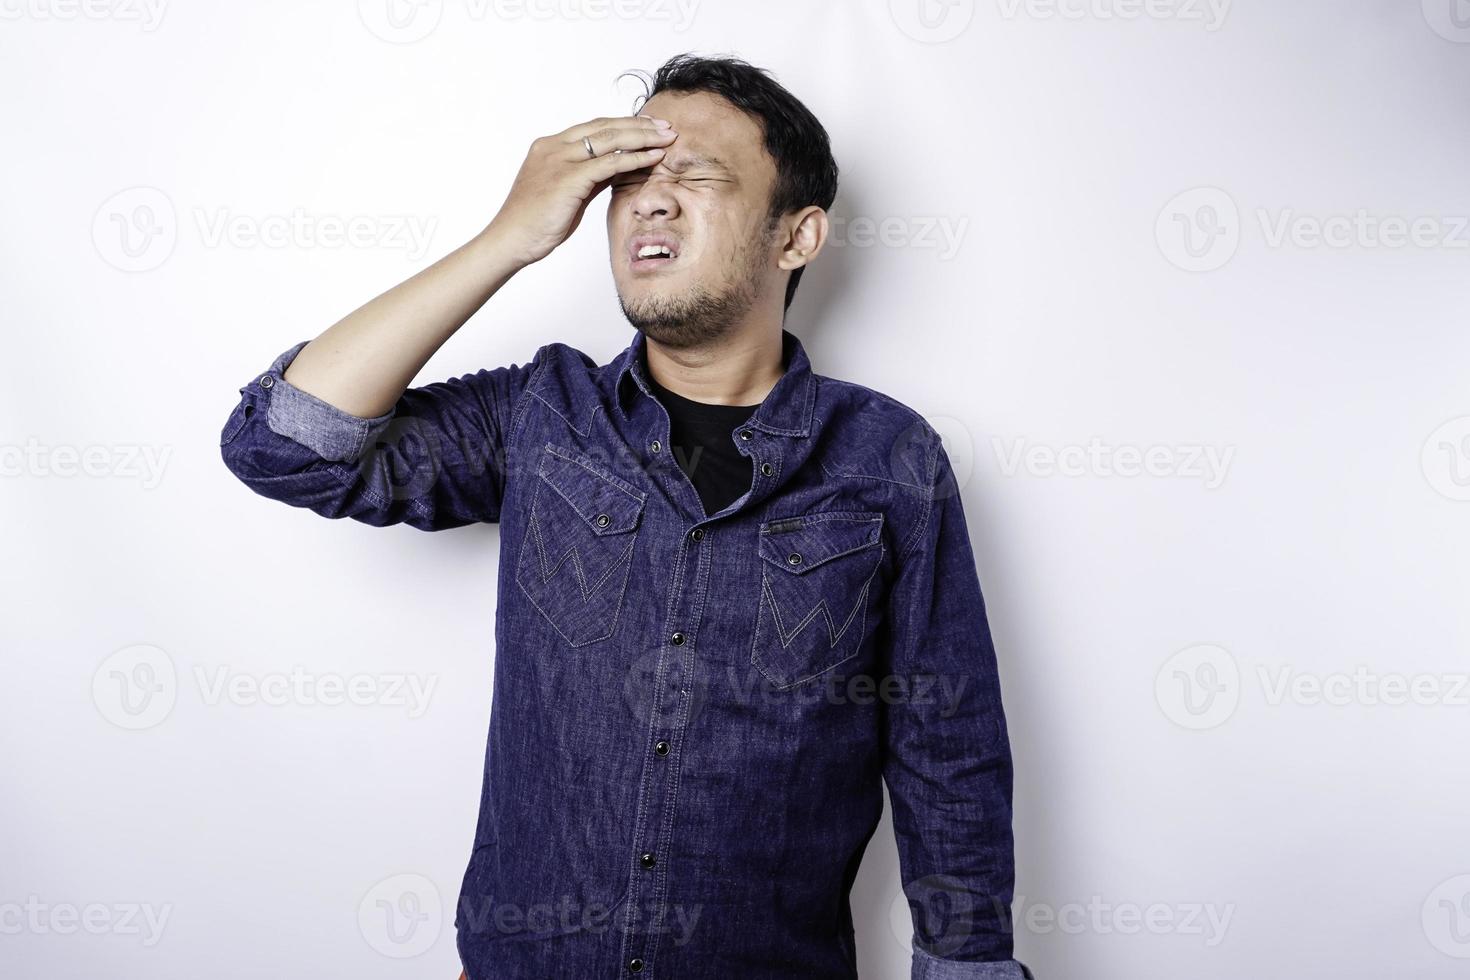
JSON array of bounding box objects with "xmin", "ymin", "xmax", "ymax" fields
[{"xmin": 607, "ymin": 90, "xmax": 782, "ymax": 350}]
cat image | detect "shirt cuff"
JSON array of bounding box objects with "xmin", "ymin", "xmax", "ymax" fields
[
  {"xmin": 257, "ymin": 340, "xmax": 394, "ymax": 463},
  {"xmin": 912, "ymin": 945, "xmax": 1034, "ymax": 980}
]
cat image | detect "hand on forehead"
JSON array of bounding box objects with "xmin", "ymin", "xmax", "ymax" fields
[{"xmin": 638, "ymin": 91, "xmax": 767, "ymax": 177}]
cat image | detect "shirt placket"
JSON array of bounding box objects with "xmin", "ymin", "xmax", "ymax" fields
[
  {"xmin": 616, "ymin": 509, "xmax": 712, "ymax": 977},
  {"xmin": 614, "ymin": 375, "xmax": 788, "ymax": 978}
]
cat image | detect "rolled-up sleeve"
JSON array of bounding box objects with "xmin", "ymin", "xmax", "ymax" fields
[
  {"xmin": 882, "ymin": 438, "xmax": 1033, "ymax": 980},
  {"xmin": 218, "ymin": 339, "xmax": 544, "ymax": 531}
]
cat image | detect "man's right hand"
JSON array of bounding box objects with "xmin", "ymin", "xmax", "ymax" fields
[
  {"xmin": 486, "ymin": 114, "xmax": 678, "ymax": 266},
  {"xmin": 271, "ymin": 117, "xmax": 676, "ymax": 421}
]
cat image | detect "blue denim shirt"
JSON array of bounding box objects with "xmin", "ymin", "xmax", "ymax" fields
[{"xmin": 219, "ymin": 328, "xmax": 1032, "ymax": 980}]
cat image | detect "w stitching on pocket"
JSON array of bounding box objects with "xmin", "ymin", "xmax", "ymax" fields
[
  {"xmin": 750, "ymin": 511, "xmax": 885, "ymax": 690},
  {"xmin": 515, "ymin": 445, "xmax": 646, "ymax": 648}
]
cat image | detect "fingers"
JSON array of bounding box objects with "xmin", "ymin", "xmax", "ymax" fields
[
  {"xmin": 583, "ymin": 144, "xmax": 670, "ymax": 182},
  {"xmin": 561, "ymin": 114, "xmax": 672, "ymax": 143},
  {"xmin": 572, "ymin": 126, "xmax": 677, "ymax": 165}
]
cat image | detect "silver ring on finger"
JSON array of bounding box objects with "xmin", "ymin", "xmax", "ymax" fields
[{"xmin": 583, "ymin": 136, "xmax": 596, "ymax": 158}]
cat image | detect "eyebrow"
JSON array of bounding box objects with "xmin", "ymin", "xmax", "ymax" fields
[{"xmin": 664, "ymin": 153, "xmax": 733, "ymax": 174}]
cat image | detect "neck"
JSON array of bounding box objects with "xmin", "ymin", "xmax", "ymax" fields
[{"xmin": 644, "ymin": 326, "xmax": 785, "ymax": 407}]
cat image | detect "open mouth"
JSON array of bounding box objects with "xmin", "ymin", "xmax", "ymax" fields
[{"xmin": 629, "ymin": 238, "xmax": 681, "ymax": 271}]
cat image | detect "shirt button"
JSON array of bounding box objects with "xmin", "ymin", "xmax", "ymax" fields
[
  {"xmin": 651, "ymin": 440, "xmax": 662, "ymax": 453},
  {"xmin": 259, "ymin": 375, "xmax": 274, "ymax": 389},
  {"xmin": 690, "ymin": 527, "xmax": 704, "ymax": 542},
  {"xmin": 628, "ymin": 958, "xmax": 645, "ymax": 973},
  {"xmin": 670, "ymin": 631, "xmax": 686, "ymax": 646},
  {"xmin": 786, "ymin": 552, "xmax": 802, "ymax": 566},
  {"xmin": 654, "ymin": 739, "xmax": 670, "ymax": 756},
  {"xmin": 596, "ymin": 513, "xmax": 611, "ymax": 528},
  {"xmin": 738, "ymin": 428, "xmax": 753, "ymax": 441},
  {"xmin": 639, "ymin": 852, "xmax": 656, "ymax": 869},
  {"xmin": 760, "ymin": 462, "xmax": 773, "ymax": 477}
]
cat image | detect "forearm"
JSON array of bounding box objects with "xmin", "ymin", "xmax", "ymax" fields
[
  {"xmin": 282, "ymin": 222, "xmax": 529, "ymax": 418},
  {"xmin": 886, "ymin": 439, "xmax": 1027, "ymax": 972}
]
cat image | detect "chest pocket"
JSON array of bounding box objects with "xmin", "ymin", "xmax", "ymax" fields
[
  {"xmin": 515, "ymin": 444, "xmax": 646, "ymax": 648},
  {"xmin": 750, "ymin": 511, "xmax": 885, "ymax": 690}
]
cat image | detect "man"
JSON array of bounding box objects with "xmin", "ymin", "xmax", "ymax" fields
[{"xmin": 220, "ymin": 53, "xmax": 1032, "ymax": 980}]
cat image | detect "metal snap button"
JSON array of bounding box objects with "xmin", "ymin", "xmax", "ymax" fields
[
  {"xmin": 596, "ymin": 514, "xmax": 611, "ymax": 528},
  {"xmin": 787, "ymin": 552, "xmax": 802, "ymax": 566},
  {"xmin": 651, "ymin": 440, "xmax": 662, "ymax": 453},
  {"xmin": 628, "ymin": 958, "xmax": 645, "ymax": 973},
  {"xmin": 760, "ymin": 462, "xmax": 773, "ymax": 476},
  {"xmin": 654, "ymin": 740, "xmax": 670, "ymax": 756},
  {"xmin": 259, "ymin": 376, "xmax": 274, "ymax": 389},
  {"xmin": 690, "ymin": 527, "xmax": 704, "ymax": 541},
  {"xmin": 670, "ymin": 631, "xmax": 686, "ymax": 646},
  {"xmin": 738, "ymin": 429, "xmax": 753, "ymax": 440},
  {"xmin": 639, "ymin": 852, "xmax": 656, "ymax": 869}
]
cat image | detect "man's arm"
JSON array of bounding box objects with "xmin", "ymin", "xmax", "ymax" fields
[
  {"xmin": 881, "ymin": 437, "xmax": 1034, "ymax": 979},
  {"xmin": 217, "ymin": 115, "xmax": 677, "ymax": 529},
  {"xmin": 218, "ymin": 337, "xmax": 545, "ymax": 530},
  {"xmin": 277, "ymin": 115, "xmax": 676, "ymax": 419},
  {"xmin": 277, "ymin": 224, "xmax": 528, "ymax": 420}
]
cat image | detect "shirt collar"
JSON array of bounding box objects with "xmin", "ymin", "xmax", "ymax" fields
[{"xmin": 615, "ymin": 327, "xmax": 815, "ymax": 437}]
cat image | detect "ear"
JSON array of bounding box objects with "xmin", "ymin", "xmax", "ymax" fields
[{"xmin": 776, "ymin": 206, "xmax": 829, "ymax": 272}]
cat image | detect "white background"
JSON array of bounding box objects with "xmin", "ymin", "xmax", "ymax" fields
[{"xmin": 4, "ymin": 1, "xmax": 1469, "ymax": 977}]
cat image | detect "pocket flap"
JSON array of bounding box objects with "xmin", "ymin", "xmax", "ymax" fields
[
  {"xmin": 538, "ymin": 447, "xmax": 646, "ymax": 536},
  {"xmin": 758, "ymin": 512, "xmax": 883, "ymax": 574}
]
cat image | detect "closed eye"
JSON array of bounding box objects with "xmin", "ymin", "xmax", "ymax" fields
[{"xmin": 612, "ymin": 176, "xmax": 726, "ymax": 191}]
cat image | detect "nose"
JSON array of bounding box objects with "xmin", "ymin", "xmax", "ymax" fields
[{"xmin": 630, "ymin": 176, "xmax": 679, "ymax": 221}]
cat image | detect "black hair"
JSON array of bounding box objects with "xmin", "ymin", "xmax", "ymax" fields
[{"xmin": 617, "ymin": 53, "xmax": 839, "ymax": 312}]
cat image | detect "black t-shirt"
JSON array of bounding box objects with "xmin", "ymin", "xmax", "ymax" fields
[{"xmin": 643, "ymin": 361, "xmax": 760, "ymax": 517}]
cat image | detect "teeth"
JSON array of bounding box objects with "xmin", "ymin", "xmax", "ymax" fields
[{"xmin": 637, "ymin": 244, "xmax": 674, "ymax": 259}]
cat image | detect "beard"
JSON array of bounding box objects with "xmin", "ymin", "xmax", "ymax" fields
[{"xmin": 615, "ymin": 222, "xmax": 772, "ymax": 351}]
